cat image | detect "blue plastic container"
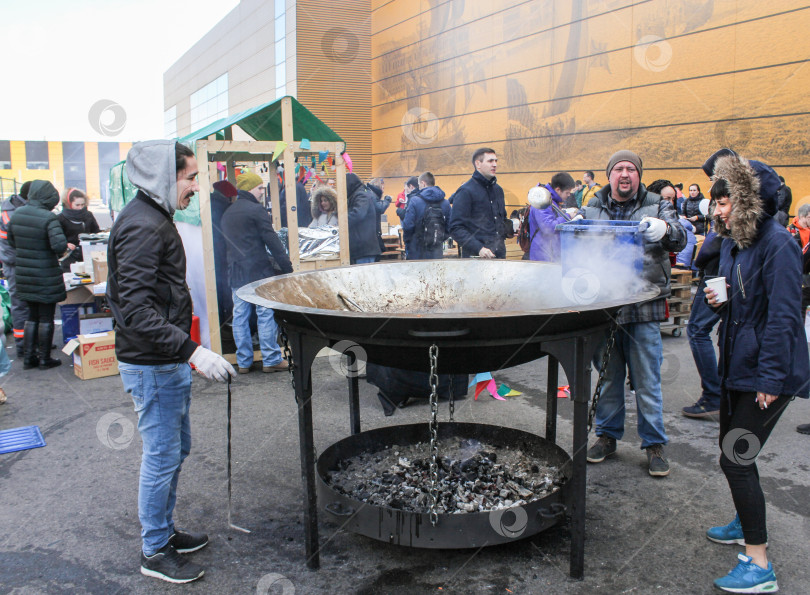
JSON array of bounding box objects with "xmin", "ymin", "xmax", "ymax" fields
[{"xmin": 555, "ymin": 219, "xmax": 644, "ymax": 277}]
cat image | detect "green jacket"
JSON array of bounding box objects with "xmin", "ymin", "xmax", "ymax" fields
[{"xmin": 7, "ymin": 180, "xmax": 67, "ymax": 303}]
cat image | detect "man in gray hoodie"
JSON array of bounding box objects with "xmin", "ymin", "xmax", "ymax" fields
[{"xmin": 107, "ymin": 140, "xmax": 235, "ymax": 583}]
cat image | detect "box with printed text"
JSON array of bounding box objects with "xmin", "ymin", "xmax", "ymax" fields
[{"xmin": 62, "ymin": 331, "xmax": 119, "ymax": 380}]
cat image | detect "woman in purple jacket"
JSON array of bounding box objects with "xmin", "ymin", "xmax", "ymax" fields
[{"xmin": 528, "ymin": 173, "xmax": 579, "ymax": 262}]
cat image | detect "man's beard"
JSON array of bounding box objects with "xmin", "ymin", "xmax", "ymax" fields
[{"xmin": 617, "ymin": 186, "xmax": 634, "ymax": 200}]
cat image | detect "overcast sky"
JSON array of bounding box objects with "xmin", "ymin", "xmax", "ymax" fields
[{"xmin": 0, "ymin": 0, "xmax": 239, "ymax": 143}]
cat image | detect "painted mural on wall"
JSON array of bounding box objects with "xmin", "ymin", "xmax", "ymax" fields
[{"xmin": 372, "ymin": 0, "xmax": 810, "ymax": 209}]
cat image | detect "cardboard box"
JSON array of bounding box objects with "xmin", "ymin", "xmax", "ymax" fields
[
  {"xmin": 79, "ymin": 313, "xmax": 114, "ymax": 335},
  {"xmin": 92, "ymin": 252, "xmax": 108, "ymax": 284},
  {"xmin": 62, "ymin": 331, "xmax": 119, "ymax": 380}
]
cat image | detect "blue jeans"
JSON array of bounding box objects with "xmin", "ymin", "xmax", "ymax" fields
[
  {"xmin": 354, "ymin": 256, "xmax": 376, "ymax": 264},
  {"xmin": 119, "ymin": 361, "xmax": 192, "ymax": 556},
  {"xmin": 592, "ymin": 321, "xmax": 668, "ymax": 448},
  {"xmin": 686, "ymin": 280, "xmax": 722, "ymax": 409},
  {"xmin": 232, "ymin": 291, "xmax": 282, "ymax": 369}
]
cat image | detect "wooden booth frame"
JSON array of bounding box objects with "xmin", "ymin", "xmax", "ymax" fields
[{"xmin": 195, "ymin": 97, "xmax": 350, "ymax": 359}]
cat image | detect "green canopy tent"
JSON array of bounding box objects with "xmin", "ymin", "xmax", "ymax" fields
[{"xmin": 107, "ymin": 97, "xmax": 350, "ymax": 358}]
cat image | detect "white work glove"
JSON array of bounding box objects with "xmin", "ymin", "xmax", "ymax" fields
[
  {"xmin": 565, "ymin": 207, "xmax": 579, "ymax": 217},
  {"xmin": 640, "ymin": 216, "xmax": 667, "ymax": 242},
  {"xmin": 189, "ymin": 345, "xmax": 236, "ymax": 382},
  {"xmin": 570, "ymin": 214, "xmax": 584, "ymax": 222}
]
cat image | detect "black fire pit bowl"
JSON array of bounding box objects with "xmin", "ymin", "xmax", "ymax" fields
[{"xmin": 316, "ymin": 422, "xmax": 572, "ymax": 549}]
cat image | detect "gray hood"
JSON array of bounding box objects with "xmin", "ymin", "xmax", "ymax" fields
[{"xmin": 125, "ymin": 140, "xmax": 178, "ymax": 215}]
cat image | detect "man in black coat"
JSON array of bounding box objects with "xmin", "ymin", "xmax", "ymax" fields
[
  {"xmin": 221, "ymin": 172, "xmax": 293, "ymax": 374},
  {"xmin": 346, "ymin": 173, "xmax": 382, "ymax": 264},
  {"xmin": 279, "ymin": 178, "xmax": 312, "ymax": 228},
  {"xmin": 449, "ymin": 148, "xmax": 509, "ymax": 258}
]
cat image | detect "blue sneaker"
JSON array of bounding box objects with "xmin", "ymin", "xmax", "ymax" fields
[
  {"xmin": 713, "ymin": 553, "xmax": 778, "ymax": 593},
  {"xmin": 707, "ymin": 514, "xmax": 745, "ymax": 545}
]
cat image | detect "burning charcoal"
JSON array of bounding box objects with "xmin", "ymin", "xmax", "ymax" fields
[
  {"xmin": 499, "ymin": 489, "xmax": 509, "ymax": 499},
  {"xmin": 398, "ymin": 457, "xmax": 411, "ymax": 468}
]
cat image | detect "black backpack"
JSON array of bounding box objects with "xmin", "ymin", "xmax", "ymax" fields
[{"xmin": 418, "ymin": 203, "xmax": 447, "ymax": 250}]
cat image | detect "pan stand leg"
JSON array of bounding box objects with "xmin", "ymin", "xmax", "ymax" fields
[
  {"xmin": 289, "ymin": 331, "xmax": 327, "ymax": 570},
  {"xmin": 545, "ymin": 355, "xmax": 559, "ymax": 443},
  {"xmin": 544, "ymin": 329, "xmax": 601, "ymax": 580},
  {"xmin": 346, "ymin": 350, "xmax": 361, "ymax": 435}
]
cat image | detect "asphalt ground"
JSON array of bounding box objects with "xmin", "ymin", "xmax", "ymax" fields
[{"xmin": 1, "ymin": 327, "xmax": 809, "ymax": 594}]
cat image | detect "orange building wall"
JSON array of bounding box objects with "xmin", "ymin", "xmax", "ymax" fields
[
  {"xmin": 297, "ymin": 0, "xmax": 372, "ymax": 180},
  {"xmin": 371, "ymin": 1, "xmax": 810, "ymax": 217}
]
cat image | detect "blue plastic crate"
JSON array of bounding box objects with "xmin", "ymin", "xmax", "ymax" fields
[
  {"xmin": 556, "ymin": 219, "xmax": 644, "ymax": 277},
  {"xmin": 0, "ymin": 425, "xmax": 46, "ymax": 455}
]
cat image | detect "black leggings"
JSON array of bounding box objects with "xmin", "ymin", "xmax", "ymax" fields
[
  {"xmin": 719, "ymin": 390, "xmax": 792, "ymax": 545},
  {"xmin": 25, "ymin": 302, "xmax": 56, "ymax": 324}
]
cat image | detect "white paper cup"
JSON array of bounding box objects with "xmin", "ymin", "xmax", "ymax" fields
[{"xmin": 705, "ymin": 276, "xmax": 728, "ymax": 303}]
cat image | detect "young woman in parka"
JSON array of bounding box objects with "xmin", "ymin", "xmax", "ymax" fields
[{"xmin": 704, "ymin": 151, "xmax": 809, "ymax": 593}]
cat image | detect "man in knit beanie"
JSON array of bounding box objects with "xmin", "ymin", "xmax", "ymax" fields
[
  {"xmin": 221, "ymin": 171, "xmax": 293, "ymax": 373},
  {"xmin": 582, "ymin": 149, "xmax": 686, "ymax": 478}
]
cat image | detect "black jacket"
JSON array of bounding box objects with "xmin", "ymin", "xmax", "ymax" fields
[
  {"xmin": 106, "ymin": 192, "xmax": 198, "ymax": 365},
  {"xmin": 7, "ymin": 180, "xmax": 67, "ymax": 303},
  {"xmin": 346, "ymin": 174, "xmax": 382, "ymax": 262},
  {"xmin": 221, "ymin": 190, "xmax": 292, "ymax": 290},
  {"xmin": 280, "ymin": 181, "xmax": 313, "ymax": 228},
  {"xmin": 775, "ymin": 183, "xmax": 792, "ymax": 227},
  {"xmin": 448, "ymin": 170, "xmax": 508, "ymax": 258},
  {"xmin": 57, "ymin": 207, "xmax": 101, "ymax": 268},
  {"xmin": 694, "ymin": 230, "xmax": 721, "ymax": 277},
  {"xmin": 683, "ymin": 195, "xmax": 708, "ymax": 235}
]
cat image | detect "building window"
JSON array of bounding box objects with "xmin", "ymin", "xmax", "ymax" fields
[
  {"xmin": 98, "ymin": 142, "xmax": 120, "ymax": 205},
  {"xmin": 0, "ymin": 141, "xmax": 10, "ymax": 169},
  {"xmin": 62, "ymin": 142, "xmax": 86, "ymax": 191},
  {"xmin": 25, "ymin": 141, "xmax": 49, "ymax": 170},
  {"xmin": 164, "ymin": 106, "xmax": 177, "ymax": 139},
  {"xmin": 190, "ymin": 73, "xmax": 229, "ymax": 131}
]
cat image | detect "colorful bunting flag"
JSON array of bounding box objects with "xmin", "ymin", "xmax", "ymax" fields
[
  {"xmin": 300, "ymin": 138, "xmax": 311, "ymax": 150},
  {"xmin": 272, "ymin": 141, "xmax": 288, "ymax": 162}
]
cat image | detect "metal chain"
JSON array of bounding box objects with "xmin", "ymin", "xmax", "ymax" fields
[
  {"xmin": 448, "ymin": 374, "xmax": 455, "ymax": 423},
  {"xmin": 427, "ymin": 343, "xmax": 440, "ymax": 526},
  {"xmin": 588, "ymin": 321, "xmax": 619, "ymax": 433},
  {"xmin": 279, "ymin": 327, "xmax": 298, "ymax": 404}
]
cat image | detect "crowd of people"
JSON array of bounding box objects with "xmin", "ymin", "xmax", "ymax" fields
[{"xmin": 1, "ymin": 141, "xmax": 808, "ymax": 593}]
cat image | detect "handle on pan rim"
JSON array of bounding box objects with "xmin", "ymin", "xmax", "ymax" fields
[{"xmin": 408, "ymin": 328, "xmax": 471, "ymax": 338}]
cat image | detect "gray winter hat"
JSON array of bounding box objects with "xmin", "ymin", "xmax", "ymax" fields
[{"xmin": 606, "ymin": 150, "xmax": 643, "ymax": 180}]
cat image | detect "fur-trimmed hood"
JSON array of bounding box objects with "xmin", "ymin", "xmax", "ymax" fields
[
  {"xmin": 710, "ymin": 155, "xmax": 780, "ymax": 250},
  {"xmin": 711, "ymin": 155, "xmax": 763, "ymax": 249},
  {"xmin": 311, "ymin": 185, "xmax": 337, "ymax": 218}
]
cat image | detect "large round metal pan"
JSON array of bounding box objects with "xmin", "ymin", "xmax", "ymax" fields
[{"xmin": 237, "ymin": 260, "xmax": 659, "ymax": 372}]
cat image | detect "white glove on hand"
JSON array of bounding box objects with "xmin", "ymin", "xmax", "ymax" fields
[
  {"xmin": 189, "ymin": 346, "xmax": 236, "ymax": 382},
  {"xmin": 571, "ymin": 214, "xmax": 584, "ymax": 222},
  {"xmin": 565, "ymin": 207, "xmax": 579, "ymax": 217},
  {"xmin": 640, "ymin": 216, "xmax": 667, "ymax": 242}
]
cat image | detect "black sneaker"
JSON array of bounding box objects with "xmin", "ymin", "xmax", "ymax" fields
[
  {"xmin": 140, "ymin": 543, "xmax": 204, "ymax": 583},
  {"xmin": 170, "ymin": 530, "xmax": 209, "ymax": 554},
  {"xmin": 797, "ymin": 423, "xmax": 810, "ymax": 435},
  {"xmin": 646, "ymin": 444, "xmax": 670, "ymax": 477},
  {"xmin": 586, "ymin": 436, "xmax": 617, "ymax": 463}
]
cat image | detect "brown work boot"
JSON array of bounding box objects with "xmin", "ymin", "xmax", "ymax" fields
[{"xmin": 263, "ymin": 360, "xmax": 289, "ymax": 373}]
